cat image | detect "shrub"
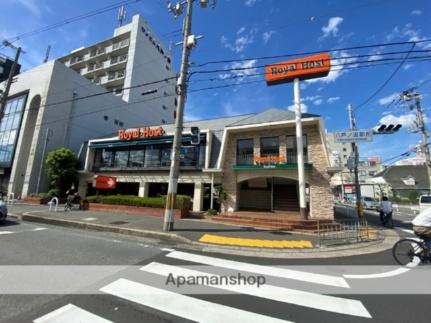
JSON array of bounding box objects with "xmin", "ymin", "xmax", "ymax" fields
[
  {"xmin": 206, "ymin": 208, "xmax": 218, "ymax": 216},
  {"xmin": 84, "ymin": 194, "xmax": 191, "ymax": 210},
  {"xmin": 29, "ymin": 193, "xmax": 50, "ymax": 199},
  {"xmin": 46, "ymin": 148, "xmax": 78, "ymax": 197},
  {"xmin": 47, "ymin": 189, "xmax": 61, "ymax": 198}
]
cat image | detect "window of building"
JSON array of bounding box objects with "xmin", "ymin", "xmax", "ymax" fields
[
  {"xmin": 161, "ymin": 119, "xmax": 166, "ymax": 124},
  {"xmin": 162, "ymin": 105, "xmax": 168, "ymax": 110},
  {"xmin": 110, "ymin": 56, "xmax": 118, "ymax": 64},
  {"xmin": 237, "ymin": 138, "xmax": 254, "ymax": 165},
  {"xmin": 144, "ymin": 145, "xmax": 161, "ymax": 167},
  {"xmin": 128, "ymin": 149, "xmax": 144, "ymax": 167},
  {"xmin": 108, "ymin": 72, "xmax": 116, "ymax": 80},
  {"xmin": 113, "ymin": 149, "xmax": 129, "ymax": 168},
  {"xmin": 165, "ymin": 65, "xmax": 170, "ymax": 71},
  {"xmin": 117, "ymin": 70, "xmax": 125, "ymax": 78},
  {"xmin": 343, "ymin": 147, "xmax": 347, "ymax": 152},
  {"xmin": 101, "ymin": 149, "xmax": 114, "ymax": 167},
  {"xmin": 167, "ymin": 57, "xmax": 171, "ymax": 64},
  {"xmin": 160, "ymin": 145, "xmax": 171, "ymax": 166},
  {"xmin": 286, "ymin": 135, "xmax": 307, "ymax": 163},
  {"xmin": 260, "ymin": 136, "xmax": 279, "ymax": 157},
  {"xmin": 0, "ymin": 94, "xmax": 26, "ymax": 166},
  {"xmin": 180, "ymin": 146, "xmax": 199, "ymax": 167},
  {"xmin": 141, "ymin": 26, "xmax": 146, "ymax": 33},
  {"xmin": 112, "ymin": 42, "xmax": 121, "ymax": 50}
]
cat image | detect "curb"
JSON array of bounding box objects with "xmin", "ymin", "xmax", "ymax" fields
[
  {"xmin": 15, "ymin": 212, "xmax": 398, "ymax": 259},
  {"xmin": 20, "ymin": 213, "xmax": 192, "ymax": 245}
]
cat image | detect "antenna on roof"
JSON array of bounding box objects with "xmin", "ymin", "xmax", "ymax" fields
[
  {"xmin": 43, "ymin": 45, "xmax": 51, "ymax": 63},
  {"xmin": 118, "ymin": 4, "xmax": 126, "ymax": 27}
]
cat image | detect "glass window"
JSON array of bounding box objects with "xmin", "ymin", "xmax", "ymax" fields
[
  {"xmin": 101, "ymin": 149, "xmax": 114, "ymax": 167},
  {"xmin": 160, "ymin": 146, "xmax": 171, "ymax": 166},
  {"xmin": 180, "ymin": 146, "xmax": 198, "ymax": 167},
  {"xmin": 0, "ymin": 94, "xmax": 26, "ymax": 165},
  {"xmin": 286, "ymin": 135, "xmax": 307, "ymax": 163},
  {"xmin": 114, "ymin": 149, "xmax": 129, "ymax": 168},
  {"xmin": 128, "ymin": 149, "xmax": 145, "ymax": 167},
  {"xmin": 144, "ymin": 146, "xmax": 161, "ymax": 167},
  {"xmin": 260, "ymin": 136, "xmax": 279, "ymax": 157},
  {"xmin": 237, "ymin": 138, "xmax": 254, "ymax": 165}
]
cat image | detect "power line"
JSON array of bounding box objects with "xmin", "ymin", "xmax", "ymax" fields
[
  {"xmin": 192, "ymin": 38, "xmax": 431, "ymax": 68},
  {"xmin": 353, "ymin": 43, "xmax": 416, "ymax": 112},
  {"xmin": 0, "ymin": 0, "xmax": 143, "ymax": 48}
]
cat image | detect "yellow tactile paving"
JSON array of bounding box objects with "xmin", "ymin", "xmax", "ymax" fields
[{"xmin": 199, "ymin": 234, "xmax": 313, "ymax": 249}]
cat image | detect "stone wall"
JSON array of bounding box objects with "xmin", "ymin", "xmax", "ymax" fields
[{"xmin": 220, "ymin": 123, "xmax": 334, "ymax": 219}]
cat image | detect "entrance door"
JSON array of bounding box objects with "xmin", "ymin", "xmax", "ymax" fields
[
  {"xmin": 273, "ymin": 183, "xmax": 299, "ymax": 212},
  {"xmin": 238, "ymin": 178, "xmax": 271, "ymax": 211}
]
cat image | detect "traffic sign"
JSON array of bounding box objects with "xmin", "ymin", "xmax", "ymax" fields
[
  {"xmin": 93, "ymin": 175, "xmax": 117, "ymax": 189},
  {"xmin": 334, "ymin": 129, "xmax": 373, "ymax": 143}
]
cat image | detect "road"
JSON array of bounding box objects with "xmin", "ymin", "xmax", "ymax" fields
[{"xmin": 0, "ymin": 213, "xmax": 429, "ymax": 323}]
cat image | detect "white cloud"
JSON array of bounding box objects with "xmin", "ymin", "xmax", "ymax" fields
[
  {"xmin": 378, "ymin": 93, "xmax": 398, "ymax": 105},
  {"xmin": 262, "ymin": 30, "xmax": 275, "ymax": 44},
  {"xmin": 327, "ymin": 96, "xmax": 340, "ymax": 103},
  {"xmin": 320, "ymin": 17, "xmax": 344, "ymax": 40},
  {"xmin": 288, "ymin": 103, "xmax": 308, "ymax": 113},
  {"xmin": 221, "ymin": 28, "xmax": 257, "ymax": 53},
  {"xmin": 306, "ymin": 51, "xmax": 357, "ymax": 84},
  {"xmin": 403, "ymin": 63, "xmax": 414, "ymax": 70},
  {"xmin": 218, "ymin": 59, "xmax": 258, "ymax": 83},
  {"xmin": 17, "ymin": 0, "xmax": 41, "ymax": 16},
  {"xmin": 411, "ymin": 9, "xmax": 422, "ymax": 15},
  {"xmin": 385, "ymin": 23, "xmax": 431, "ymax": 49},
  {"xmin": 244, "ymin": 0, "xmax": 257, "ymax": 7},
  {"xmin": 368, "ymin": 52, "xmax": 383, "ymax": 61},
  {"xmin": 313, "ymin": 99, "xmax": 323, "ymax": 105},
  {"xmin": 301, "ymin": 95, "xmax": 321, "ymax": 102},
  {"xmin": 378, "ymin": 113, "xmax": 416, "ymax": 130},
  {"xmin": 237, "ymin": 26, "xmax": 246, "ymax": 35}
]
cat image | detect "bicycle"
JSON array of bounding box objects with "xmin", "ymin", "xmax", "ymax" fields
[
  {"xmin": 380, "ymin": 211, "xmax": 394, "ymax": 228},
  {"xmin": 392, "ymin": 235, "xmax": 431, "ymax": 266}
]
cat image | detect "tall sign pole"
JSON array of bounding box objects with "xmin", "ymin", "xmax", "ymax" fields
[
  {"xmin": 293, "ymin": 78, "xmax": 307, "ymax": 219},
  {"xmin": 265, "ymin": 53, "xmax": 331, "ymax": 220}
]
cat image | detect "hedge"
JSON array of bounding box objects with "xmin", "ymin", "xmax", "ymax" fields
[{"xmin": 84, "ymin": 195, "xmax": 191, "ymax": 210}]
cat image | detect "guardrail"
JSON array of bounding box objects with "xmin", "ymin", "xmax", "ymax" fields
[{"xmin": 318, "ymin": 218, "xmax": 382, "ymax": 246}]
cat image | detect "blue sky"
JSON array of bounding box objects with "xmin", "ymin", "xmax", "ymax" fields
[{"xmin": 1, "ymin": 0, "xmax": 430, "ymax": 162}]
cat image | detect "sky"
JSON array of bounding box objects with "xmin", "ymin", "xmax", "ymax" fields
[{"xmin": 0, "ymin": 0, "xmax": 430, "ymax": 163}]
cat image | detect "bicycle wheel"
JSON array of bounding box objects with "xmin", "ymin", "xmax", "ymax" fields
[{"xmin": 392, "ymin": 239, "xmax": 424, "ymax": 266}]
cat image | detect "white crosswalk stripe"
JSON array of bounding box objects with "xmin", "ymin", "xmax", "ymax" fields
[
  {"xmin": 165, "ymin": 250, "xmax": 350, "ymax": 288},
  {"xmin": 34, "ymin": 251, "xmax": 372, "ymax": 322},
  {"xmin": 100, "ymin": 278, "xmax": 293, "ymax": 323},
  {"xmin": 140, "ymin": 262, "xmax": 371, "ymax": 318},
  {"xmin": 33, "ymin": 303, "xmax": 113, "ymax": 323}
]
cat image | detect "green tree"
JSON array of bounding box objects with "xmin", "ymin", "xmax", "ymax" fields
[
  {"xmin": 408, "ymin": 190, "xmax": 418, "ymax": 203},
  {"xmin": 46, "ymin": 148, "xmax": 78, "ymax": 196}
]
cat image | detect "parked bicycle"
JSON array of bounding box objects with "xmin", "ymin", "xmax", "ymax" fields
[{"xmin": 392, "ymin": 235, "xmax": 431, "ymax": 266}]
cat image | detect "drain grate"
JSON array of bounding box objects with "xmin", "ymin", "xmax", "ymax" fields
[{"xmin": 109, "ymin": 221, "xmax": 129, "ymax": 225}]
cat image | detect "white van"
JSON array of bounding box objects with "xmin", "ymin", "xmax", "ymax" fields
[{"xmin": 419, "ymin": 195, "xmax": 431, "ymax": 211}]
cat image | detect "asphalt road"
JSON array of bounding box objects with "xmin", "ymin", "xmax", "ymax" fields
[{"xmin": 0, "ymin": 214, "xmax": 430, "ymax": 323}]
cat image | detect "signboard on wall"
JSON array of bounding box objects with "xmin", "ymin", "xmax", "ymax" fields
[
  {"xmin": 265, "ymin": 53, "xmax": 331, "ymax": 85},
  {"xmin": 118, "ymin": 127, "xmax": 165, "ymax": 141},
  {"xmin": 93, "ymin": 175, "xmax": 117, "ymax": 189}
]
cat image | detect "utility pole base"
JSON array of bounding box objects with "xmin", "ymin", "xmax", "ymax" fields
[
  {"xmin": 163, "ymin": 221, "xmax": 174, "ymax": 232},
  {"xmin": 300, "ymin": 208, "xmax": 308, "ymax": 220}
]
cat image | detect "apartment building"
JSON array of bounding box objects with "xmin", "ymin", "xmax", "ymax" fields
[{"xmin": 57, "ymin": 14, "xmax": 176, "ymax": 125}]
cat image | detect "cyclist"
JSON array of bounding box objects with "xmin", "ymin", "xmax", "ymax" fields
[
  {"xmin": 412, "ymin": 207, "xmax": 431, "ymax": 249},
  {"xmin": 379, "ymin": 196, "xmax": 393, "ymax": 225},
  {"xmin": 65, "ymin": 187, "xmax": 76, "ymax": 211}
]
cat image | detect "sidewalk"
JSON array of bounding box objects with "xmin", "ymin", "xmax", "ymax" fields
[{"xmin": 7, "ymin": 203, "xmax": 397, "ymax": 258}]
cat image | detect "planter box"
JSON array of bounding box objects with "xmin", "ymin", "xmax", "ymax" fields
[
  {"xmin": 23, "ymin": 197, "xmax": 50, "ymax": 205},
  {"xmin": 88, "ymin": 203, "xmax": 189, "ymax": 219}
]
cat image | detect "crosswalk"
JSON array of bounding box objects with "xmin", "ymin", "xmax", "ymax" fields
[{"xmin": 33, "ymin": 250, "xmax": 372, "ymax": 322}]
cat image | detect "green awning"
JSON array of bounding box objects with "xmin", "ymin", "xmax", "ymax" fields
[{"xmin": 232, "ymin": 163, "xmax": 313, "ymax": 170}]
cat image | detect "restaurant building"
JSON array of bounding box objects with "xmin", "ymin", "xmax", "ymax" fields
[{"xmin": 80, "ymin": 108, "xmax": 335, "ymax": 219}]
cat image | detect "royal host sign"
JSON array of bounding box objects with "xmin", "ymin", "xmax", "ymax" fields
[
  {"xmin": 265, "ymin": 53, "xmax": 331, "ymax": 85},
  {"xmin": 118, "ymin": 126, "xmax": 165, "ymax": 141}
]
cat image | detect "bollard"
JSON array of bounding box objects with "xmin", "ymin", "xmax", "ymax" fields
[{"xmin": 48, "ymin": 197, "xmax": 59, "ymax": 212}]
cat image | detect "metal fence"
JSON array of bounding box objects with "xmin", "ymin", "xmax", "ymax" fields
[{"xmin": 317, "ymin": 218, "xmax": 381, "ymax": 246}]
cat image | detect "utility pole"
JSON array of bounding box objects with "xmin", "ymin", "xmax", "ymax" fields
[
  {"xmin": 0, "ymin": 41, "xmax": 21, "ymax": 118},
  {"xmin": 163, "ymin": 0, "xmax": 213, "ymax": 232},
  {"xmin": 348, "ymin": 104, "xmax": 363, "ymax": 217},
  {"xmin": 400, "ymin": 90, "xmax": 431, "ymax": 193}
]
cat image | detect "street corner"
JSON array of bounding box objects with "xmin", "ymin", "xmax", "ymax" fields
[{"xmin": 198, "ymin": 233, "xmax": 314, "ymax": 249}]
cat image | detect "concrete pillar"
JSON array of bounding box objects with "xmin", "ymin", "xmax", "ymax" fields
[
  {"xmin": 193, "ymin": 182, "xmax": 204, "ymax": 212},
  {"xmin": 139, "ymin": 182, "xmax": 149, "ymax": 197}
]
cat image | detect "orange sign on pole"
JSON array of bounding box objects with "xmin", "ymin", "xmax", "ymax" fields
[
  {"xmin": 118, "ymin": 127, "xmax": 165, "ymax": 141},
  {"xmin": 265, "ymin": 53, "xmax": 331, "ymax": 86},
  {"xmin": 93, "ymin": 175, "xmax": 117, "ymax": 189}
]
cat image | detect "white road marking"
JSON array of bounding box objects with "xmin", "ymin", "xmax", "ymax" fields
[
  {"xmin": 344, "ymin": 268, "xmax": 411, "ymax": 279},
  {"xmin": 32, "ymin": 227, "xmax": 48, "ymax": 231},
  {"xmin": 161, "ymin": 248, "xmax": 175, "ymax": 252},
  {"xmin": 0, "ymin": 231, "xmax": 13, "ymax": 235},
  {"xmin": 101, "ymin": 278, "xmax": 293, "ymax": 323},
  {"xmin": 81, "ymin": 217, "xmax": 98, "ymax": 221},
  {"xmin": 166, "ymin": 250, "xmax": 349, "ymax": 288},
  {"xmin": 33, "ymin": 303, "xmax": 113, "ymax": 323},
  {"xmin": 141, "ymin": 262, "xmax": 371, "ymax": 318}
]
